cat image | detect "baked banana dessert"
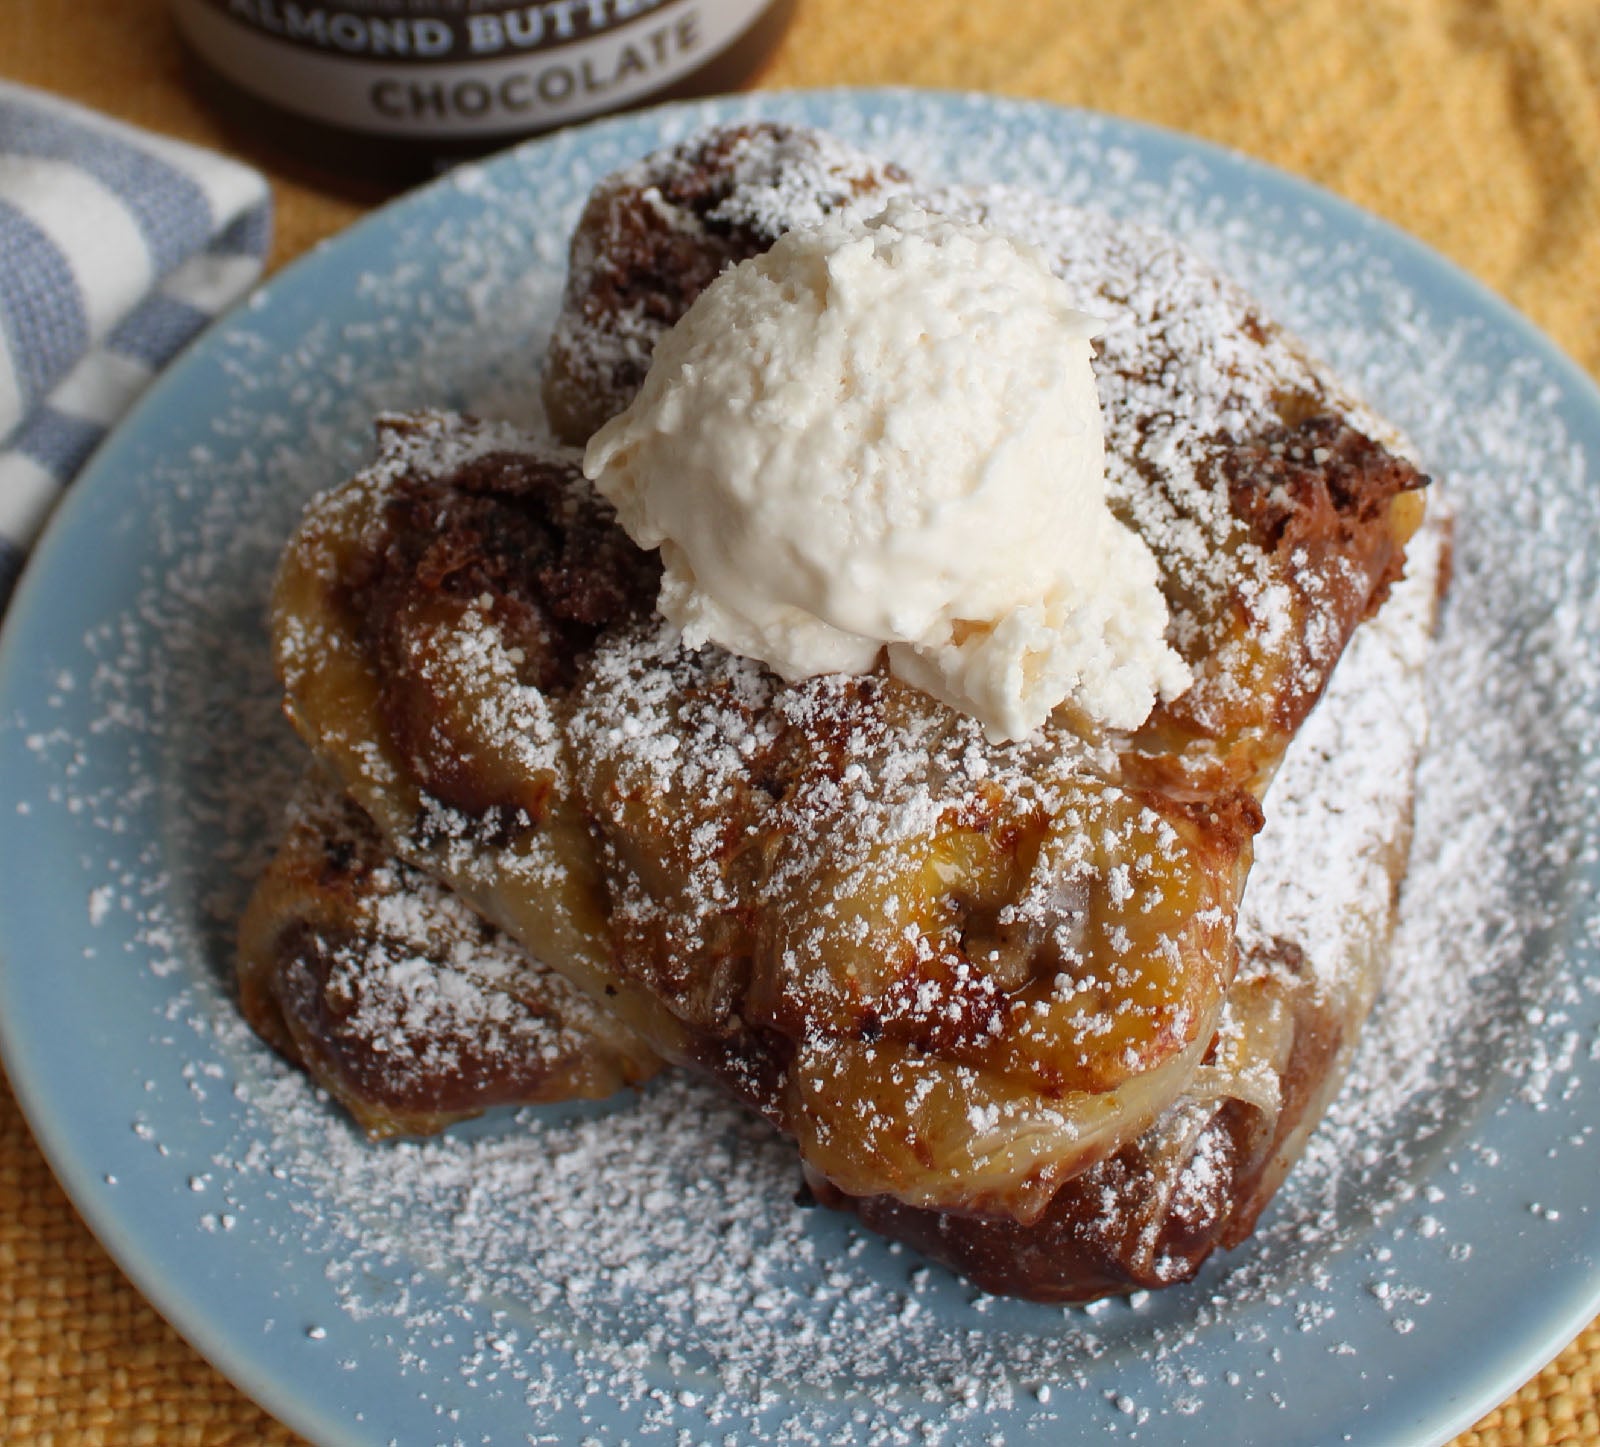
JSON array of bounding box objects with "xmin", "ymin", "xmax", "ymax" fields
[{"xmin": 250, "ymin": 123, "xmax": 1438, "ymax": 1298}]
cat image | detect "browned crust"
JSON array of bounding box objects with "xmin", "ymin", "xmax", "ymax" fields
[
  {"xmin": 347, "ymin": 420, "xmax": 658, "ymax": 820},
  {"xmin": 1220, "ymin": 414, "xmax": 1429, "ymax": 721},
  {"xmin": 808, "ymin": 934, "xmax": 1358, "ymax": 1302},
  {"xmin": 237, "ymin": 784, "xmax": 659, "ymax": 1139}
]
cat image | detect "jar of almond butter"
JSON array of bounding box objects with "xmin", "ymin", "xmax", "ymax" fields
[{"xmin": 172, "ymin": 0, "xmax": 795, "ymax": 187}]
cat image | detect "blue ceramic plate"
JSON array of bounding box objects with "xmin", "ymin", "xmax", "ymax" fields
[{"xmin": 2, "ymin": 92, "xmax": 1598, "ymax": 1447}]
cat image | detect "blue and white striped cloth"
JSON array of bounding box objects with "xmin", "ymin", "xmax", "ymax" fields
[{"xmin": 0, "ymin": 82, "xmax": 272, "ymax": 607}]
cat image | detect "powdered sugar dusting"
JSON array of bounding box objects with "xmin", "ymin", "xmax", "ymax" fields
[{"xmin": 3, "ymin": 94, "xmax": 1598, "ymax": 1444}]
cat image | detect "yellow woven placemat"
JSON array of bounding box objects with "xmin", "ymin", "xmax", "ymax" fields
[{"xmin": 3, "ymin": 1, "xmax": 1597, "ymax": 1443}]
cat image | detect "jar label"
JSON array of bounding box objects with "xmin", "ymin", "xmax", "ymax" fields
[{"xmin": 172, "ymin": 0, "xmax": 774, "ymax": 137}]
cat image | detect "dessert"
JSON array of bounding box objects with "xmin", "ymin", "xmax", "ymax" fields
[{"xmin": 245, "ymin": 122, "xmax": 1440, "ymax": 1299}]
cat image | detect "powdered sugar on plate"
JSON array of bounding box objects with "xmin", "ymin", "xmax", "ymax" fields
[{"xmin": 2, "ymin": 93, "xmax": 1598, "ymax": 1446}]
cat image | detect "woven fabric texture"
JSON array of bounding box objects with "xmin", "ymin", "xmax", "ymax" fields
[
  {"xmin": 2, "ymin": 0, "xmax": 1597, "ymax": 1443},
  {"xmin": 0, "ymin": 81, "xmax": 270, "ymax": 605}
]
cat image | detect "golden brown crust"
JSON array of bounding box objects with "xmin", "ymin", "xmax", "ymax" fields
[
  {"xmin": 347, "ymin": 419, "xmax": 658, "ymax": 820},
  {"xmin": 1117, "ymin": 416, "xmax": 1428, "ymax": 803},
  {"xmin": 807, "ymin": 936, "xmax": 1359, "ymax": 1301},
  {"xmin": 237, "ymin": 779, "xmax": 660, "ymax": 1138}
]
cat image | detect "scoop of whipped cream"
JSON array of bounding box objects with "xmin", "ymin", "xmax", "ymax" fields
[{"xmin": 583, "ymin": 198, "xmax": 1190, "ymax": 742}]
